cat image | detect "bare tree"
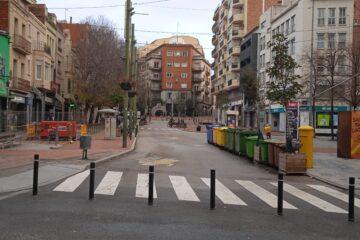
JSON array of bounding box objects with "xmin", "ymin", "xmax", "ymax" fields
[
  {"xmin": 343, "ymin": 43, "xmax": 360, "ymax": 109},
  {"xmin": 73, "ymin": 16, "xmax": 125, "ymax": 124}
]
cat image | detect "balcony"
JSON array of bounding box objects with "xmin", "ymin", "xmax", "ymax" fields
[
  {"xmin": 192, "ymin": 64, "xmax": 203, "ymax": 72},
  {"xmin": 150, "ymin": 76, "xmax": 161, "ymax": 82},
  {"xmin": 231, "ymin": 46, "xmax": 241, "ymax": 55},
  {"xmin": 33, "ymin": 80, "xmax": 51, "ymax": 91},
  {"xmin": 151, "ymin": 85, "xmax": 161, "ymax": 91},
  {"xmin": 211, "ymin": 48, "xmax": 218, "ymax": 58},
  {"xmin": 13, "ymin": 35, "xmax": 31, "ymax": 55},
  {"xmin": 232, "ymin": 29, "xmax": 243, "ymax": 39},
  {"xmin": 212, "ymin": 22, "xmax": 219, "ymax": 33},
  {"xmin": 233, "ymin": 0, "xmax": 244, "ymax": 8},
  {"xmin": 58, "ymin": 46, "xmax": 63, "ymax": 53},
  {"xmin": 192, "ymin": 76, "xmax": 202, "ymax": 83},
  {"xmin": 148, "ymin": 53, "xmax": 162, "ymax": 59},
  {"xmin": 213, "ymin": 6, "xmax": 220, "ymax": 21},
  {"xmin": 11, "ymin": 77, "xmax": 31, "ymax": 92},
  {"xmin": 233, "ymin": 13, "xmax": 244, "ymax": 24},
  {"xmin": 33, "ymin": 42, "xmax": 52, "ymax": 56},
  {"xmin": 231, "ymin": 63, "xmax": 240, "ymax": 71},
  {"xmin": 150, "ymin": 66, "xmax": 161, "ymax": 71}
]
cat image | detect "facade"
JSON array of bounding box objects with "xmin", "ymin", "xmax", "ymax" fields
[
  {"xmin": 211, "ymin": 0, "xmax": 280, "ymax": 125},
  {"xmin": 139, "ymin": 36, "xmax": 211, "ymax": 116},
  {"xmin": 257, "ymin": 0, "xmax": 354, "ymax": 134},
  {"xmin": 0, "ymin": 32, "xmax": 10, "ymax": 132}
]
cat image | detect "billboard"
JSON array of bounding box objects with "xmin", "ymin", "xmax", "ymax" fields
[{"xmin": 0, "ymin": 34, "xmax": 10, "ymax": 97}]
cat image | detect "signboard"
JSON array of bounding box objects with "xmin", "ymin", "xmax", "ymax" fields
[
  {"xmin": 287, "ymin": 102, "xmax": 299, "ymax": 139},
  {"xmin": 317, "ymin": 114, "xmax": 330, "ymax": 127},
  {"xmin": 0, "ymin": 34, "xmax": 10, "ymax": 97},
  {"xmin": 351, "ymin": 111, "xmax": 360, "ymax": 158}
]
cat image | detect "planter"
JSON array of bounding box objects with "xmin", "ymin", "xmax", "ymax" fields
[{"xmin": 279, "ymin": 152, "xmax": 307, "ymax": 174}]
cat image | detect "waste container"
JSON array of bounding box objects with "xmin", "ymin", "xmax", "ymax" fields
[
  {"xmin": 213, "ymin": 127, "xmax": 219, "ymax": 145},
  {"xmin": 218, "ymin": 127, "xmax": 227, "ymax": 148},
  {"xmin": 224, "ymin": 128, "xmax": 230, "ymax": 150},
  {"xmin": 234, "ymin": 129, "xmax": 243, "ymax": 155},
  {"xmin": 228, "ymin": 128, "xmax": 236, "ymax": 153},
  {"xmin": 259, "ymin": 140, "xmax": 269, "ymax": 164},
  {"xmin": 206, "ymin": 125, "xmax": 214, "ymax": 144},
  {"xmin": 239, "ymin": 131, "xmax": 258, "ymax": 156},
  {"xmin": 246, "ymin": 136, "xmax": 258, "ymax": 160}
]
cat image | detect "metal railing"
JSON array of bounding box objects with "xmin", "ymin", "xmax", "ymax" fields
[{"xmin": 13, "ymin": 34, "xmax": 31, "ymax": 54}]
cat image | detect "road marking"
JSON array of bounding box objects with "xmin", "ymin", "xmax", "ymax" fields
[
  {"xmin": 308, "ymin": 184, "xmax": 360, "ymax": 208},
  {"xmin": 169, "ymin": 176, "xmax": 200, "ymax": 202},
  {"xmin": 236, "ymin": 180, "xmax": 297, "ymax": 209},
  {"xmin": 270, "ymin": 182, "xmax": 347, "ymax": 213},
  {"xmin": 53, "ymin": 170, "xmax": 89, "ymax": 192},
  {"xmin": 94, "ymin": 171, "xmax": 123, "ymax": 195},
  {"xmin": 136, "ymin": 173, "xmax": 157, "ymax": 198},
  {"xmin": 201, "ymin": 178, "xmax": 247, "ymax": 205}
]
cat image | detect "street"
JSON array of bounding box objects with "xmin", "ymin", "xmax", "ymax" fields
[{"xmin": 0, "ymin": 120, "xmax": 359, "ymax": 240}]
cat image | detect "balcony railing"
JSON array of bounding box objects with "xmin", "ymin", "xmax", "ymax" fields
[
  {"xmin": 150, "ymin": 66, "xmax": 161, "ymax": 71},
  {"xmin": 13, "ymin": 35, "xmax": 31, "ymax": 55},
  {"xmin": 11, "ymin": 77, "xmax": 31, "ymax": 92},
  {"xmin": 192, "ymin": 65, "xmax": 203, "ymax": 71},
  {"xmin": 192, "ymin": 77, "xmax": 202, "ymax": 83}
]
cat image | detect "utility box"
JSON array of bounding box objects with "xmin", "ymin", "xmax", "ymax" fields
[
  {"xmin": 80, "ymin": 135, "xmax": 91, "ymax": 150},
  {"xmin": 105, "ymin": 117, "xmax": 116, "ymax": 140},
  {"xmin": 299, "ymin": 125, "xmax": 314, "ymax": 169}
]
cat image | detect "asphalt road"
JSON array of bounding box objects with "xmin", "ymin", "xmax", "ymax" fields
[{"xmin": 0, "ymin": 121, "xmax": 359, "ymax": 240}]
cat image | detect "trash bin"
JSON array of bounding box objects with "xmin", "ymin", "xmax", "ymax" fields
[
  {"xmin": 239, "ymin": 131, "xmax": 258, "ymax": 156},
  {"xmin": 259, "ymin": 140, "xmax": 269, "ymax": 164},
  {"xmin": 246, "ymin": 136, "xmax": 258, "ymax": 160},
  {"xmin": 206, "ymin": 125, "xmax": 214, "ymax": 144},
  {"xmin": 213, "ymin": 127, "xmax": 219, "ymax": 145},
  {"xmin": 224, "ymin": 128, "xmax": 230, "ymax": 150},
  {"xmin": 228, "ymin": 128, "xmax": 236, "ymax": 153},
  {"xmin": 218, "ymin": 127, "xmax": 227, "ymax": 148},
  {"xmin": 234, "ymin": 129, "xmax": 243, "ymax": 155}
]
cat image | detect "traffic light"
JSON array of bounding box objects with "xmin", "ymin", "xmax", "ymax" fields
[{"xmin": 69, "ymin": 102, "xmax": 75, "ymax": 109}]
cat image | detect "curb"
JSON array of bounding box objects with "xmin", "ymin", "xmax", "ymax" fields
[{"xmin": 93, "ymin": 137, "xmax": 137, "ymax": 164}]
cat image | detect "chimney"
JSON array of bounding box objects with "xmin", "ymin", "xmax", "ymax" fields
[{"xmin": 70, "ymin": 17, "xmax": 72, "ymax": 24}]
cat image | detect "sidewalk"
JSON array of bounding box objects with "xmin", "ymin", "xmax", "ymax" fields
[{"xmin": 0, "ymin": 131, "xmax": 136, "ymax": 194}]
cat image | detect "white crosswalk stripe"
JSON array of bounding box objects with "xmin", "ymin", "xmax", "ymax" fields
[
  {"xmin": 270, "ymin": 182, "xmax": 347, "ymax": 213},
  {"xmin": 169, "ymin": 176, "xmax": 200, "ymax": 202},
  {"xmin": 95, "ymin": 171, "xmax": 123, "ymax": 196},
  {"xmin": 136, "ymin": 173, "xmax": 157, "ymax": 198},
  {"xmin": 53, "ymin": 170, "xmax": 89, "ymax": 192},
  {"xmin": 236, "ymin": 180, "xmax": 297, "ymax": 209},
  {"xmin": 308, "ymin": 184, "xmax": 360, "ymax": 208},
  {"xmin": 201, "ymin": 178, "xmax": 247, "ymax": 205}
]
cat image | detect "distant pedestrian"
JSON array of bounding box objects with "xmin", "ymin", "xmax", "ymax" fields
[{"xmin": 264, "ymin": 124, "xmax": 272, "ymax": 139}]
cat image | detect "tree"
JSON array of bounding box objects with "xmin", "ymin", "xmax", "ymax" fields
[
  {"xmin": 240, "ymin": 69, "xmax": 259, "ymax": 127},
  {"xmin": 266, "ymin": 34, "xmax": 302, "ymax": 150},
  {"xmin": 343, "ymin": 43, "xmax": 360, "ymax": 109},
  {"xmin": 73, "ymin": 16, "xmax": 125, "ymax": 124}
]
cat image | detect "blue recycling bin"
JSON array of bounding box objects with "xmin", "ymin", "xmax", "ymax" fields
[{"xmin": 206, "ymin": 125, "xmax": 217, "ymax": 144}]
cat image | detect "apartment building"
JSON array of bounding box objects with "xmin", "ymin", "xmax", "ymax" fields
[
  {"xmin": 139, "ymin": 36, "xmax": 211, "ymax": 116},
  {"xmin": 257, "ymin": 0, "xmax": 353, "ymax": 134},
  {"xmin": 211, "ymin": 0, "xmax": 280, "ymax": 125}
]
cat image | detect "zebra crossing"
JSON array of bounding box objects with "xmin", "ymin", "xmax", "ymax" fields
[{"xmin": 52, "ymin": 170, "xmax": 359, "ymax": 213}]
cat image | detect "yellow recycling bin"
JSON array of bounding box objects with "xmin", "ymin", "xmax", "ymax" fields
[
  {"xmin": 299, "ymin": 125, "xmax": 314, "ymax": 169},
  {"xmin": 213, "ymin": 127, "xmax": 219, "ymax": 145},
  {"xmin": 218, "ymin": 127, "xmax": 227, "ymax": 148},
  {"xmin": 81, "ymin": 124, "xmax": 88, "ymax": 136}
]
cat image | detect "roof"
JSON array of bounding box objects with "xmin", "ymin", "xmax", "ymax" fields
[{"xmin": 59, "ymin": 23, "xmax": 89, "ymax": 47}]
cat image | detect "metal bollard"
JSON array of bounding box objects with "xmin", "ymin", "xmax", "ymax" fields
[
  {"xmin": 89, "ymin": 162, "xmax": 95, "ymax": 200},
  {"xmin": 210, "ymin": 169, "xmax": 216, "ymax": 209},
  {"xmin": 278, "ymin": 173, "xmax": 284, "ymax": 216},
  {"xmin": 148, "ymin": 166, "xmax": 154, "ymax": 205},
  {"xmin": 349, "ymin": 177, "xmax": 355, "ymax": 222},
  {"xmin": 33, "ymin": 154, "xmax": 39, "ymax": 196}
]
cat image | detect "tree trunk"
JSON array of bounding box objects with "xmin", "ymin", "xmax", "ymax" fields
[
  {"xmin": 330, "ymin": 78, "xmax": 335, "ymax": 141},
  {"xmin": 88, "ymin": 105, "xmax": 95, "ymax": 125}
]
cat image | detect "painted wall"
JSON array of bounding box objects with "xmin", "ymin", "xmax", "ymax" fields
[{"xmin": 0, "ymin": 34, "xmax": 10, "ymax": 97}]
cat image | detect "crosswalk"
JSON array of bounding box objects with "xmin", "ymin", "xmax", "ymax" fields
[{"xmin": 52, "ymin": 170, "xmax": 359, "ymax": 214}]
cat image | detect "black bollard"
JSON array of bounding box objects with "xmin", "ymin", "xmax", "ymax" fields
[
  {"xmin": 349, "ymin": 177, "xmax": 355, "ymax": 222},
  {"xmin": 210, "ymin": 169, "xmax": 216, "ymax": 210},
  {"xmin": 89, "ymin": 162, "xmax": 95, "ymax": 200},
  {"xmin": 148, "ymin": 166, "xmax": 154, "ymax": 205},
  {"xmin": 278, "ymin": 173, "xmax": 284, "ymax": 216},
  {"xmin": 33, "ymin": 154, "xmax": 39, "ymax": 196}
]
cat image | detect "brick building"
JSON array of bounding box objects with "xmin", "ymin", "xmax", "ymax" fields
[{"xmin": 139, "ymin": 36, "xmax": 211, "ymax": 116}]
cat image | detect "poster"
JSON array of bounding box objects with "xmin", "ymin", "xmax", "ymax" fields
[
  {"xmin": 317, "ymin": 114, "xmax": 330, "ymax": 127},
  {"xmin": 351, "ymin": 112, "xmax": 360, "ymax": 158},
  {"xmin": 287, "ymin": 102, "xmax": 299, "ymax": 139}
]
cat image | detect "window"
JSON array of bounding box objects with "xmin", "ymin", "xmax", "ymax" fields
[
  {"xmin": 14, "ymin": 18, "xmax": 18, "ymax": 35},
  {"xmin": 328, "ymin": 8, "xmax": 336, "ymax": 25},
  {"xmin": 328, "ymin": 33, "xmax": 335, "ymax": 48},
  {"xmin": 27, "ymin": 60, "xmax": 30, "ymax": 75},
  {"xmin": 167, "ymin": 50, "xmax": 173, "ymax": 56},
  {"xmin": 35, "ymin": 60, "xmax": 42, "ymax": 80},
  {"xmin": 181, "ymin": 62, "xmax": 188, "ymax": 67},
  {"xmin": 261, "ymin": 21, "xmax": 266, "ymax": 29},
  {"xmin": 285, "ymin": 19, "xmax": 290, "ymax": 35},
  {"xmin": 317, "ymin": 8, "xmax": 325, "ymax": 26},
  {"xmin": 276, "ymin": 26, "xmax": 280, "ymax": 34},
  {"xmin": 22, "ymin": 24, "xmax": 26, "ymax": 36},
  {"xmin": 317, "ymin": 33, "xmax": 325, "ymax": 49},
  {"xmin": 166, "ymin": 72, "xmax": 172, "ymax": 78},
  {"xmin": 272, "ymin": 29, "xmax": 276, "ymax": 38},
  {"xmin": 338, "ymin": 33, "xmax": 346, "ymax": 48},
  {"xmin": 166, "ymin": 82, "xmax": 173, "ymax": 88},
  {"xmin": 181, "ymin": 83, "xmax": 187, "ymax": 89},
  {"xmin": 167, "ymin": 62, "xmax": 173, "ymax": 67},
  {"xmin": 45, "ymin": 63, "xmax": 50, "ymax": 81},
  {"xmin": 28, "ymin": 24, "xmax": 31, "ymax": 38},
  {"xmin": 338, "ymin": 55, "xmax": 346, "ymax": 74},
  {"xmin": 175, "ymin": 51, "xmax": 181, "ymax": 57},
  {"xmin": 174, "ymin": 62, "xmax": 180, "ymax": 67},
  {"xmin": 290, "ymin": 16, "xmax": 295, "ymax": 33},
  {"xmin": 280, "ymin": 23, "xmax": 284, "ymax": 34},
  {"xmin": 289, "ymin": 38, "xmax": 295, "ymax": 55},
  {"xmin": 154, "ymin": 62, "xmax": 160, "ymax": 69},
  {"xmin": 181, "ymin": 73, "xmax": 188, "ymax": 78},
  {"xmin": 21, "ymin": 63, "xmax": 25, "ymax": 78},
  {"xmin": 154, "ymin": 73, "xmax": 159, "ymax": 79},
  {"xmin": 182, "ymin": 51, "xmax": 188, "ymax": 57},
  {"xmin": 339, "ymin": 8, "xmax": 346, "ymax": 25}
]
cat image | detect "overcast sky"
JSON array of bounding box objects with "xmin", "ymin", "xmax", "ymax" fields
[{"xmin": 38, "ymin": 0, "xmax": 219, "ymax": 61}]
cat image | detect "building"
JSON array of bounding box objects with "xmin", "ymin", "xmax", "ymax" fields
[
  {"xmin": 239, "ymin": 27, "xmax": 259, "ymax": 128},
  {"xmin": 211, "ymin": 0, "xmax": 280, "ymax": 125},
  {"xmin": 257, "ymin": 0, "xmax": 354, "ymax": 134},
  {"xmin": 0, "ymin": 32, "xmax": 10, "ymax": 132},
  {"xmin": 139, "ymin": 36, "xmax": 211, "ymax": 116}
]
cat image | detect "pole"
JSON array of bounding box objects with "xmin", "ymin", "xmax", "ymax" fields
[
  {"xmin": 148, "ymin": 165, "xmax": 154, "ymax": 205},
  {"xmin": 277, "ymin": 173, "xmax": 284, "ymax": 216},
  {"xmin": 33, "ymin": 154, "xmax": 39, "ymax": 196},
  {"xmin": 210, "ymin": 169, "xmax": 216, "ymax": 209},
  {"xmin": 348, "ymin": 177, "xmax": 355, "ymax": 222},
  {"xmin": 89, "ymin": 162, "xmax": 95, "ymax": 200},
  {"xmin": 309, "ymin": 0, "xmax": 315, "ymax": 127}
]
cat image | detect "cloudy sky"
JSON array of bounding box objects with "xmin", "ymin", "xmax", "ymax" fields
[{"xmin": 38, "ymin": 0, "xmax": 219, "ymax": 61}]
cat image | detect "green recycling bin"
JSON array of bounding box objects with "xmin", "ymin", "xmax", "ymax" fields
[
  {"xmin": 239, "ymin": 131, "xmax": 258, "ymax": 156},
  {"xmin": 259, "ymin": 140, "xmax": 269, "ymax": 164},
  {"xmin": 246, "ymin": 136, "xmax": 258, "ymax": 159},
  {"xmin": 224, "ymin": 128, "xmax": 230, "ymax": 150},
  {"xmin": 234, "ymin": 129, "xmax": 243, "ymax": 154},
  {"xmin": 227, "ymin": 128, "xmax": 236, "ymax": 152}
]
